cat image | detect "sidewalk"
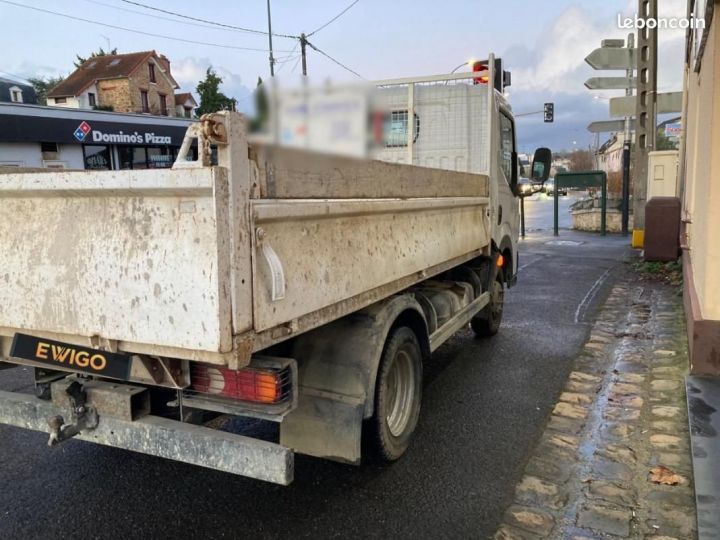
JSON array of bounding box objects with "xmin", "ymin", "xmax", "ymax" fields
[{"xmin": 495, "ymin": 268, "xmax": 696, "ymax": 539}]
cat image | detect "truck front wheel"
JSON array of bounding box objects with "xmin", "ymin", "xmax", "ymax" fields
[
  {"xmin": 471, "ymin": 271, "xmax": 505, "ymax": 337},
  {"xmin": 366, "ymin": 326, "xmax": 423, "ymax": 462}
]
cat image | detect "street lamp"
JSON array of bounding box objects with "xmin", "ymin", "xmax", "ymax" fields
[{"xmin": 451, "ymin": 60, "xmax": 475, "ymax": 73}]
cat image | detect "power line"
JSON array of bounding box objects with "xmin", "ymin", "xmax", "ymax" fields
[
  {"xmin": 275, "ymin": 40, "xmax": 300, "ymax": 74},
  {"xmin": 0, "ymin": 1, "xmax": 294, "ymax": 52},
  {"xmin": 82, "ymin": 0, "xmax": 248, "ymax": 34},
  {"xmin": 0, "ymin": 69, "xmax": 31, "ymax": 83},
  {"xmin": 289, "ymin": 56, "xmax": 302, "ymax": 75},
  {"xmin": 120, "ymin": 0, "xmax": 298, "ymax": 39},
  {"xmin": 305, "ymin": 40, "xmax": 363, "ymax": 79},
  {"xmin": 307, "ymin": 0, "xmax": 360, "ymax": 36}
]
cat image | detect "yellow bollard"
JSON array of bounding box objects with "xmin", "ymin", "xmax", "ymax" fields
[{"xmin": 632, "ymin": 229, "xmax": 645, "ymax": 248}]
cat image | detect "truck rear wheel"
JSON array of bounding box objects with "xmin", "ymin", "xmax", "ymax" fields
[
  {"xmin": 471, "ymin": 272, "xmax": 504, "ymax": 337},
  {"xmin": 366, "ymin": 326, "xmax": 423, "ymax": 462}
]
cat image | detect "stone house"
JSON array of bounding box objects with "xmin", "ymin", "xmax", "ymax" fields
[{"xmin": 47, "ymin": 51, "xmax": 180, "ymax": 116}]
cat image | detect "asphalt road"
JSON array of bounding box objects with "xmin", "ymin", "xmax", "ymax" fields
[{"xmin": 0, "ymin": 197, "xmax": 631, "ymax": 539}]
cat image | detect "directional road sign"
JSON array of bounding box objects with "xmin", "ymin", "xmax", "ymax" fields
[
  {"xmin": 585, "ymin": 48, "xmax": 636, "ymax": 70},
  {"xmin": 587, "ymin": 119, "xmax": 636, "ymax": 133},
  {"xmin": 609, "ymin": 92, "xmax": 682, "ymax": 117},
  {"xmin": 584, "ymin": 77, "xmax": 637, "ymax": 90}
]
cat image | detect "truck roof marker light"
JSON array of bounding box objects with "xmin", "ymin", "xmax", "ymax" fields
[
  {"xmin": 472, "ymin": 61, "xmax": 489, "ymax": 85},
  {"xmin": 496, "ymin": 254, "xmax": 505, "ymax": 267}
]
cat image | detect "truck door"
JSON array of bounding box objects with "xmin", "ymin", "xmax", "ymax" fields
[{"xmin": 496, "ymin": 110, "xmax": 519, "ymax": 280}]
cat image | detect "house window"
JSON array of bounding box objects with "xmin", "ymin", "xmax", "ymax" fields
[
  {"xmin": 149, "ymin": 63, "xmax": 156, "ymax": 83},
  {"xmin": 159, "ymin": 94, "xmax": 167, "ymax": 116},
  {"xmin": 88, "ymin": 92, "xmax": 96, "ymax": 107},
  {"xmin": 54, "ymin": 97, "xmax": 67, "ymax": 104},
  {"xmin": 9, "ymin": 86, "xmax": 23, "ymax": 103},
  {"xmin": 41, "ymin": 142, "xmax": 58, "ymax": 153},
  {"xmin": 140, "ymin": 90, "xmax": 149, "ymax": 113},
  {"xmin": 184, "ymin": 106, "xmax": 192, "ymax": 118}
]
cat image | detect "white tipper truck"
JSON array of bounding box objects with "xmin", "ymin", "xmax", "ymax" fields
[{"xmin": 0, "ymin": 58, "xmax": 551, "ymax": 485}]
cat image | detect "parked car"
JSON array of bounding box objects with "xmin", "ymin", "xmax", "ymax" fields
[
  {"xmin": 544, "ymin": 178, "xmax": 567, "ymax": 196},
  {"xmin": 519, "ymin": 177, "xmax": 534, "ymax": 195}
]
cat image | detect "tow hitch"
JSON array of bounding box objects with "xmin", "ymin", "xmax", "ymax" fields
[{"xmin": 47, "ymin": 381, "xmax": 99, "ymax": 446}]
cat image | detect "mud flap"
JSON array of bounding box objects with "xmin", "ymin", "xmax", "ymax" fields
[{"xmin": 280, "ymin": 389, "xmax": 365, "ymax": 464}]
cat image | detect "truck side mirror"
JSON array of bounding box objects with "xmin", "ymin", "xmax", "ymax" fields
[{"xmin": 531, "ymin": 147, "xmax": 552, "ymax": 183}]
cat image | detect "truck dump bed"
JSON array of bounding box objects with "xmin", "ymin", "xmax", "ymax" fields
[{"xmin": 0, "ymin": 112, "xmax": 490, "ymax": 370}]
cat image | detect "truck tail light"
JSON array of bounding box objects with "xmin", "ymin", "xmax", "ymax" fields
[{"xmin": 190, "ymin": 364, "xmax": 290, "ymax": 404}]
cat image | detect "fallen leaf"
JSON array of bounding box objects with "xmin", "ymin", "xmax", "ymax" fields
[{"xmin": 649, "ymin": 466, "xmax": 682, "ymax": 485}]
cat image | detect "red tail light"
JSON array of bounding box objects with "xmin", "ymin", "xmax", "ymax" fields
[{"xmin": 190, "ymin": 364, "xmax": 288, "ymax": 404}]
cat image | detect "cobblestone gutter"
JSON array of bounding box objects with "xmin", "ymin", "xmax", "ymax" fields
[{"xmin": 495, "ymin": 275, "xmax": 696, "ymax": 539}]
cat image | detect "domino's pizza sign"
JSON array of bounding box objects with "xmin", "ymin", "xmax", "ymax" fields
[{"xmin": 73, "ymin": 121, "xmax": 91, "ymax": 142}]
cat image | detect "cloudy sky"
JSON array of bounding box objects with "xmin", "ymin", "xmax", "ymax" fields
[{"xmin": 0, "ymin": 0, "xmax": 689, "ymax": 151}]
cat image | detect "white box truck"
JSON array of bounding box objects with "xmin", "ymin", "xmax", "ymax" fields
[{"xmin": 0, "ymin": 59, "xmax": 551, "ymax": 484}]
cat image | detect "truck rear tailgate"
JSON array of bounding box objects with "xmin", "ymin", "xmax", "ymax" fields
[{"xmin": 0, "ymin": 167, "xmax": 234, "ymax": 359}]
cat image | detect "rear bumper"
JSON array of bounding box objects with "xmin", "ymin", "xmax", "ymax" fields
[{"xmin": 0, "ymin": 389, "xmax": 294, "ymax": 485}]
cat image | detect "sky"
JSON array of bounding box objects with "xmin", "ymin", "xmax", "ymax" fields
[{"xmin": 0, "ymin": 0, "xmax": 689, "ymax": 151}]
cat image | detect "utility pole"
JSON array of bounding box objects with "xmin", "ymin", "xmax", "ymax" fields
[
  {"xmin": 621, "ymin": 33, "xmax": 635, "ymax": 236},
  {"xmin": 300, "ymin": 33, "xmax": 308, "ymax": 76},
  {"xmin": 266, "ymin": 0, "xmax": 275, "ymax": 76},
  {"xmin": 632, "ymin": 0, "xmax": 658, "ymax": 243}
]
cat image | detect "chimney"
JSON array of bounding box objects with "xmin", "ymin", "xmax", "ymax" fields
[{"xmin": 158, "ymin": 54, "xmax": 171, "ymax": 74}]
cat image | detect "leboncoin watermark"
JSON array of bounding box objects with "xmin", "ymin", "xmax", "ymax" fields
[{"xmin": 617, "ymin": 13, "xmax": 705, "ymax": 30}]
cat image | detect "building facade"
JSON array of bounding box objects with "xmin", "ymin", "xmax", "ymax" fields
[
  {"xmin": 47, "ymin": 51, "xmax": 181, "ymax": 117},
  {"xmin": 175, "ymin": 92, "xmax": 198, "ymax": 118},
  {"xmin": 0, "ymin": 77, "xmax": 37, "ymax": 105},
  {"xmin": 678, "ymin": 0, "xmax": 720, "ymax": 375},
  {"xmin": 0, "ymin": 102, "xmax": 194, "ymax": 171}
]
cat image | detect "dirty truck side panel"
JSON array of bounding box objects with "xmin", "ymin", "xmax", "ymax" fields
[{"xmin": 250, "ymin": 197, "xmax": 490, "ymax": 332}]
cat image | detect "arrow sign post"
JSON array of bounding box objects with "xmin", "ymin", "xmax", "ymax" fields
[
  {"xmin": 585, "ymin": 36, "xmax": 637, "ymax": 237},
  {"xmin": 587, "ymin": 119, "xmax": 636, "ymax": 133},
  {"xmin": 585, "ymin": 47, "xmax": 636, "ymax": 70},
  {"xmin": 584, "ymin": 77, "xmax": 637, "ymax": 90},
  {"xmin": 609, "ymin": 91, "xmax": 682, "ymax": 117}
]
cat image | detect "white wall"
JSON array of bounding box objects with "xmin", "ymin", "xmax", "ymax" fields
[
  {"xmin": 0, "ymin": 143, "xmax": 84, "ymax": 169},
  {"xmin": 47, "ymin": 96, "xmax": 82, "ymax": 108}
]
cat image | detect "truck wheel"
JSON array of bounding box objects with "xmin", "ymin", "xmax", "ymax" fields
[
  {"xmin": 367, "ymin": 326, "xmax": 423, "ymax": 462},
  {"xmin": 471, "ymin": 272, "xmax": 505, "ymax": 337}
]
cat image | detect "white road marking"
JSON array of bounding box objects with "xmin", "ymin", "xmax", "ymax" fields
[
  {"xmin": 574, "ymin": 268, "xmax": 612, "ymax": 324},
  {"xmin": 518, "ymin": 256, "xmax": 545, "ymax": 272}
]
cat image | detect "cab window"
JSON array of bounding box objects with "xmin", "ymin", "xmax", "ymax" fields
[{"xmin": 499, "ymin": 112, "xmax": 515, "ymax": 184}]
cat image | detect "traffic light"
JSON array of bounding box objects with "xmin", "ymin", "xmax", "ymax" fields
[{"xmin": 544, "ymin": 103, "xmax": 554, "ymax": 123}]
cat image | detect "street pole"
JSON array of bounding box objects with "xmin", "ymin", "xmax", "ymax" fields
[
  {"xmin": 621, "ymin": 32, "xmax": 634, "ymax": 236},
  {"xmin": 632, "ymin": 0, "xmax": 658, "ymax": 242},
  {"xmin": 266, "ymin": 0, "xmax": 275, "ymax": 76},
  {"xmin": 300, "ymin": 33, "xmax": 308, "ymax": 76}
]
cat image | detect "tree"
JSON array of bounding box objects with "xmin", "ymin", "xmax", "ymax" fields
[
  {"xmin": 27, "ymin": 75, "xmax": 65, "ymax": 105},
  {"xmin": 74, "ymin": 47, "xmax": 118, "ymax": 68},
  {"xmin": 655, "ymin": 132, "xmax": 678, "ymax": 150},
  {"xmin": 195, "ymin": 67, "xmax": 236, "ymax": 116},
  {"xmin": 250, "ymin": 76, "xmax": 269, "ymax": 131},
  {"xmin": 569, "ymin": 149, "xmax": 594, "ymax": 172}
]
